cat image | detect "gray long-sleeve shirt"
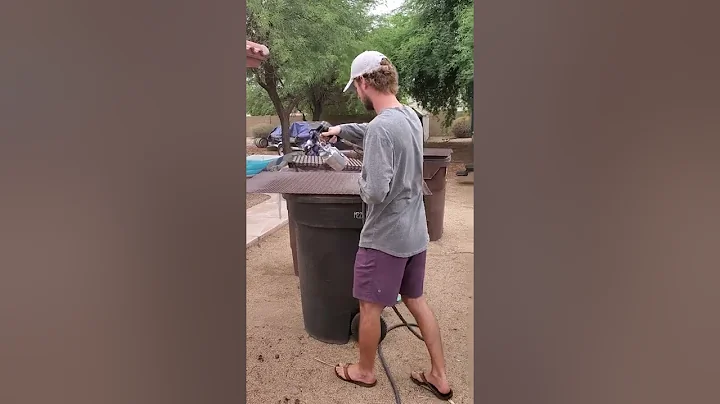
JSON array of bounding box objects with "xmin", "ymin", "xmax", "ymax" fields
[{"xmin": 339, "ymin": 106, "xmax": 429, "ymax": 258}]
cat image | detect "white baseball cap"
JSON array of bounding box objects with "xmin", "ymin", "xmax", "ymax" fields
[{"xmin": 343, "ymin": 50, "xmax": 388, "ymax": 93}]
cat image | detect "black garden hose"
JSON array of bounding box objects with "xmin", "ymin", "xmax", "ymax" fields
[{"xmin": 377, "ymin": 305, "xmax": 425, "ymax": 404}]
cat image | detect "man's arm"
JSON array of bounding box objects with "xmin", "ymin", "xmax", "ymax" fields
[
  {"xmin": 359, "ymin": 128, "xmax": 393, "ymax": 205},
  {"xmin": 320, "ymin": 123, "xmax": 368, "ymax": 146},
  {"xmin": 338, "ymin": 123, "xmax": 368, "ymax": 146}
]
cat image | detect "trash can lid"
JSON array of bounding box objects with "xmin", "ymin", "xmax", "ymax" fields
[
  {"xmin": 247, "ymin": 171, "xmax": 432, "ymax": 196},
  {"xmin": 247, "ymin": 171, "xmax": 363, "ymax": 195},
  {"xmin": 423, "ymin": 148, "xmax": 453, "ymax": 158}
]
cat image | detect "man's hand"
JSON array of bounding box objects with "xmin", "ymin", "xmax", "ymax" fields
[{"xmin": 319, "ymin": 125, "xmax": 341, "ymax": 144}]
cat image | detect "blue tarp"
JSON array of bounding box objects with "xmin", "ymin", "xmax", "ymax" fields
[{"xmin": 268, "ymin": 121, "xmax": 313, "ymax": 143}]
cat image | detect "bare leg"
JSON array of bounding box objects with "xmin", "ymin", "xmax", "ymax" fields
[
  {"xmin": 335, "ymin": 300, "xmax": 383, "ymax": 384},
  {"xmin": 402, "ymin": 295, "xmax": 451, "ymax": 394},
  {"xmin": 357, "ymin": 300, "xmax": 383, "ymax": 374}
]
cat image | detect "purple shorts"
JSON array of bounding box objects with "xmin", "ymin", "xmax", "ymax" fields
[{"xmin": 352, "ymin": 247, "xmax": 427, "ymax": 307}]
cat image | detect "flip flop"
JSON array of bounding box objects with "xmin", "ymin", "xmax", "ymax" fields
[
  {"xmin": 334, "ymin": 363, "xmax": 377, "ymax": 388},
  {"xmin": 411, "ymin": 372, "xmax": 454, "ymax": 401}
]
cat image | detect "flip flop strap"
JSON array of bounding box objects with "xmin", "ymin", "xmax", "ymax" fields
[{"xmin": 343, "ymin": 364, "xmax": 351, "ymax": 381}]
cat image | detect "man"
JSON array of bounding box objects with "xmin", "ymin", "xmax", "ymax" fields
[{"xmin": 321, "ymin": 51, "xmax": 453, "ymax": 401}]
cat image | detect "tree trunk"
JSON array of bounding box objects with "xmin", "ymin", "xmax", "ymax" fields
[
  {"xmin": 263, "ymin": 82, "xmax": 292, "ymax": 155},
  {"xmin": 311, "ymin": 100, "xmax": 323, "ymax": 121},
  {"xmin": 278, "ymin": 111, "xmax": 291, "ymax": 154},
  {"xmin": 307, "ymin": 85, "xmax": 324, "ymax": 121}
]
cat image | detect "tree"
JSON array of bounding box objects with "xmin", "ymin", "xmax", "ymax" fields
[
  {"xmin": 299, "ymin": 71, "xmax": 370, "ymax": 120},
  {"xmin": 246, "ymin": 0, "xmax": 375, "ymax": 153},
  {"xmin": 246, "ymin": 80, "xmax": 276, "ymax": 116},
  {"xmin": 373, "ymin": 0, "xmax": 474, "ymax": 126},
  {"xmin": 305, "ymin": 71, "xmax": 340, "ymax": 121},
  {"xmin": 248, "ymin": 67, "xmax": 368, "ymax": 121}
]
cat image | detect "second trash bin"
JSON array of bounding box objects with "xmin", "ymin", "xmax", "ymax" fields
[{"xmin": 423, "ymin": 148, "xmax": 452, "ymax": 241}]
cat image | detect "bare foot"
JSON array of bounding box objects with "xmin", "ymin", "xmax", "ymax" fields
[
  {"xmin": 411, "ymin": 370, "xmax": 451, "ymax": 395},
  {"xmin": 334, "ymin": 363, "xmax": 377, "ymax": 386}
]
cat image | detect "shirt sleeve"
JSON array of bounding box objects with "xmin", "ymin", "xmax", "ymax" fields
[
  {"xmin": 359, "ymin": 126, "xmax": 394, "ymax": 205},
  {"xmin": 339, "ymin": 123, "xmax": 369, "ymax": 146}
]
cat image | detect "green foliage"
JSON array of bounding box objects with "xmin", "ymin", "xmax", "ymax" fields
[
  {"xmin": 373, "ymin": 0, "xmax": 474, "ymax": 126},
  {"xmin": 311, "ymin": 91, "xmax": 369, "ymax": 117},
  {"xmin": 245, "ymin": 0, "xmax": 474, "ymax": 131},
  {"xmin": 251, "ymin": 123, "xmax": 276, "ymax": 138},
  {"xmin": 297, "ymin": 69, "xmax": 368, "ymax": 120},
  {"xmin": 362, "ymin": 12, "xmax": 412, "ymax": 101},
  {"xmin": 246, "ymin": 81, "xmax": 276, "ymax": 116},
  {"xmin": 246, "ymin": 0, "xmax": 376, "ymax": 151},
  {"xmin": 455, "ymin": 4, "xmax": 474, "ymax": 86},
  {"xmin": 246, "ymin": 0, "xmax": 374, "ymax": 105},
  {"xmin": 449, "ymin": 116, "xmax": 472, "ymax": 138}
]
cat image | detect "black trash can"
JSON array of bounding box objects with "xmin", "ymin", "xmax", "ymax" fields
[
  {"xmin": 285, "ymin": 194, "xmax": 364, "ymax": 344},
  {"xmin": 423, "ymin": 148, "xmax": 452, "ymax": 241}
]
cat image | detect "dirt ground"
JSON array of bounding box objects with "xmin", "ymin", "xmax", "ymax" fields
[
  {"xmin": 245, "ymin": 140, "xmax": 474, "ymax": 403},
  {"xmin": 247, "ymin": 193, "xmax": 271, "ymax": 209},
  {"xmin": 247, "ymin": 138, "xmax": 277, "ymax": 156}
]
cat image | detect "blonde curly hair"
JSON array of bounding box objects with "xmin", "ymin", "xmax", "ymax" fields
[{"xmin": 355, "ymin": 58, "xmax": 399, "ymax": 95}]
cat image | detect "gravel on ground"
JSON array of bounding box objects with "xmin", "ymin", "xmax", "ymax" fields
[{"xmin": 247, "ymin": 193, "xmax": 271, "ymax": 210}]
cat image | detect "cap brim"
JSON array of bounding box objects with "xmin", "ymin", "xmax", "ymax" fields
[{"xmin": 343, "ymin": 79, "xmax": 353, "ymax": 93}]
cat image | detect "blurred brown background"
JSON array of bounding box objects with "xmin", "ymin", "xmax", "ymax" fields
[
  {"xmin": 474, "ymin": 1, "xmax": 720, "ymax": 403},
  {"xmin": 1, "ymin": 1, "xmax": 247, "ymax": 403}
]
